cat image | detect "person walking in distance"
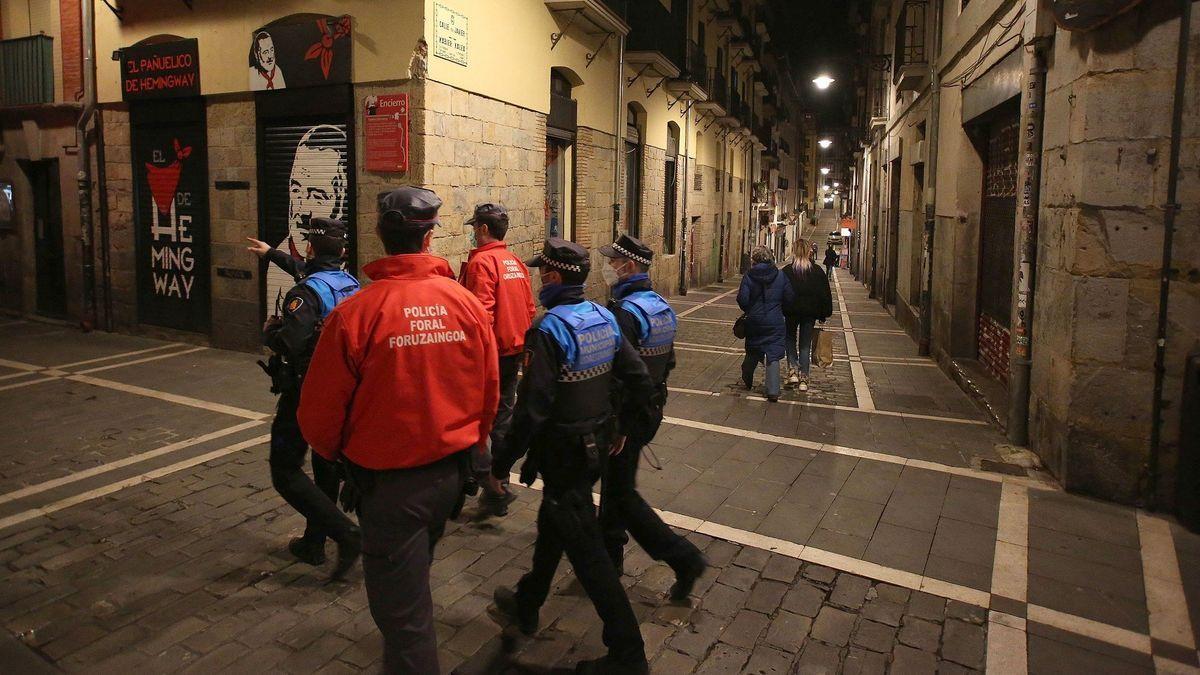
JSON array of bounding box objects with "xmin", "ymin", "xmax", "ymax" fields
[
  {"xmin": 459, "ymin": 203, "xmax": 536, "ymax": 517},
  {"xmin": 783, "ymin": 239, "xmax": 833, "ymax": 392},
  {"xmin": 489, "ymin": 238, "xmax": 656, "ymax": 674},
  {"xmin": 823, "ymin": 243, "xmax": 840, "ymax": 280},
  {"xmin": 247, "ymin": 217, "xmax": 362, "ymax": 577},
  {"xmin": 597, "ymin": 235, "xmax": 708, "ymax": 601},
  {"xmin": 738, "ymin": 246, "xmax": 795, "ymax": 402},
  {"xmin": 298, "ymin": 187, "xmax": 500, "ymax": 674}
]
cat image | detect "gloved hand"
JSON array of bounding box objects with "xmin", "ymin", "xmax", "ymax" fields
[{"xmin": 338, "ymin": 480, "xmax": 360, "ymax": 513}]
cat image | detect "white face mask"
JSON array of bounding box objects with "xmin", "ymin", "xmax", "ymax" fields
[{"xmin": 602, "ymin": 263, "xmax": 621, "ymax": 286}]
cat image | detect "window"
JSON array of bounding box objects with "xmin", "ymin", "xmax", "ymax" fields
[
  {"xmin": 624, "ymin": 104, "xmax": 643, "ymax": 237},
  {"xmin": 694, "ymin": 170, "xmax": 704, "ymax": 192},
  {"xmin": 664, "ymin": 123, "xmax": 680, "ymax": 254},
  {"xmin": 546, "ymin": 71, "xmax": 577, "ymax": 239},
  {"xmin": 894, "ymin": 0, "xmax": 927, "ymax": 81}
]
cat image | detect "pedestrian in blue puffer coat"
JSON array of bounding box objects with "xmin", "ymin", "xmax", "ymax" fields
[{"xmin": 737, "ymin": 246, "xmax": 795, "ymax": 401}]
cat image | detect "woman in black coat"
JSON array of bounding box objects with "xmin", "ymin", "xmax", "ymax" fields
[
  {"xmin": 781, "ymin": 239, "xmax": 833, "ymax": 392},
  {"xmin": 737, "ymin": 246, "xmax": 794, "ymax": 401}
]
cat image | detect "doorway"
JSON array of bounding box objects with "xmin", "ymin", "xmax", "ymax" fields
[
  {"xmin": 21, "ymin": 159, "xmax": 66, "ymax": 317},
  {"xmin": 976, "ymin": 108, "xmax": 1020, "ymax": 383},
  {"xmin": 886, "ymin": 158, "xmax": 901, "ymax": 307}
]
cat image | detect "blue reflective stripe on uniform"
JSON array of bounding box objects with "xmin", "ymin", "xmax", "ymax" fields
[
  {"xmin": 541, "ymin": 301, "xmax": 621, "ymax": 372},
  {"xmin": 620, "ymin": 291, "xmax": 676, "ymax": 350},
  {"xmin": 302, "ymin": 270, "xmax": 360, "ymax": 318}
]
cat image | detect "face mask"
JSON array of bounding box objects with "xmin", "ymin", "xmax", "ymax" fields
[
  {"xmin": 602, "ymin": 264, "xmax": 620, "ymax": 287},
  {"xmin": 538, "ymin": 282, "xmax": 562, "ymax": 308}
]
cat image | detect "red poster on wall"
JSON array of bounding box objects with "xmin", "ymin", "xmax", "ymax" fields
[{"xmin": 364, "ymin": 94, "xmax": 409, "ymax": 172}]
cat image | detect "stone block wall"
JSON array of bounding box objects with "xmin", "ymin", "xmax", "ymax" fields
[
  {"xmin": 100, "ymin": 107, "xmax": 136, "ymax": 329},
  {"xmin": 356, "ymin": 80, "xmax": 425, "ymax": 266},
  {"xmin": 1029, "ymin": 2, "xmax": 1200, "ymax": 505}
]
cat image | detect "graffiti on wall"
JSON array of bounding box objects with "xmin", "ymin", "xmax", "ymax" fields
[{"xmin": 249, "ymin": 15, "xmax": 351, "ymax": 91}]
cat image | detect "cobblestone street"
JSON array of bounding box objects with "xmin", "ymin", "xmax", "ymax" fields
[{"xmin": 0, "ymin": 265, "xmax": 1197, "ymax": 674}]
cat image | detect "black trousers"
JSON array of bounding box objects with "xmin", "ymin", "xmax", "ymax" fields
[
  {"xmin": 473, "ymin": 352, "xmax": 523, "ymax": 477},
  {"xmin": 353, "ymin": 453, "xmax": 465, "ymax": 675},
  {"xmin": 268, "ymin": 389, "xmax": 357, "ymax": 545},
  {"xmin": 515, "ymin": 441, "xmax": 646, "ymax": 665},
  {"xmin": 599, "ymin": 437, "xmax": 700, "ymax": 568}
]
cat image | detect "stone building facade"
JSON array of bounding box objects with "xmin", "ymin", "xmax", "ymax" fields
[{"xmin": 849, "ymin": 0, "xmax": 1199, "ymax": 508}]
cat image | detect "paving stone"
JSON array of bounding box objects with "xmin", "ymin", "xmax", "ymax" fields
[
  {"xmin": 742, "ymin": 644, "xmax": 795, "ymax": 674},
  {"xmin": 945, "ymin": 600, "xmax": 987, "ymax": 626},
  {"xmin": 745, "ymin": 580, "xmax": 789, "ymax": 615},
  {"xmin": 829, "ymin": 573, "xmax": 872, "ymax": 609},
  {"xmin": 861, "ymin": 598, "xmax": 905, "ymax": 627},
  {"xmin": 733, "ymin": 546, "xmax": 772, "ymax": 571},
  {"xmin": 941, "ymin": 619, "xmax": 986, "ymax": 669},
  {"xmin": 763, "ymin": 611, "xmax": 811, "ymax": 654},
  {"xmin": 844, "ymin": 647, "xmax": 888, "ymax": 675},
  {"xmin": 898, "ymin": 617, "xmax": 941, "ymax": 652},
  {"xmin": 851, "ymin": 619, "xmax": 897, "ymax": 653},
  {"xmin": 795, "ymin": 638, "xmax": 841, "ymax": 675},
  {"xmin": 874, "ymin": 583, "xmax": 911, "ymax": 605},
  {"xmin": 907, "ymin": 592, "xmax": 946, "ymax": 622},
  {"xmin": 716, "ymin": 563, "xmax": 759, "ymax": 590},
  {"xmin": 720, "ymin": 609, "xmax": 771, "ymax": 649},
  {"xmin": 781, "ymin": 582, "xmax": 826, "ymax": 617},
  {"xmin": 801, "ymin": 564, "xmax": 838, "ymax": 586},
  {"xmin": 937, "ymin": 661, "xmax": 981, "ymax": 675},
  {"xmin": 701, "ymin": 582, "xmax": 749, "ymax": 619},
  {"xmin": 892, "ymin": 644, "xmax": 938, "ymax": 674},
  {"xmin": 810, "ymin": 606, "xmax": 855, "ymax": 647},
  {"xmin": 760, "ymin": 555, "xmax": 802, "ymax": 584},
  {"xmin": 696, "ymin": 643, "xmax": 751, "ymax": 674},
  {"xmin": 669, "ymin": 611, "xmax": 725, "ymax": 659},
  {"xmin": 652, "ymin": 648, "xmax": 699, "ymax": 673}
]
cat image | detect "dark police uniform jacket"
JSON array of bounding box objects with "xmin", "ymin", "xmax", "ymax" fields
[
  {"xmin": 608, "ymin": 276, "xmax": 677, "ymax": 444},
  {"xmin": 492, "ymin": 286, "xmax": 653, "ymax": 485},
  {"xmin": 263, "ymin": 253, "xmax": 360, "ymax": 377}
]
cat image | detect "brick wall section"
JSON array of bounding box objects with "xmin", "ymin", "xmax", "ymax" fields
[
  {"xmin": 976, "ymin": 314, "xmax": 1009, "ymax": 384},
  {"xmin": 574, "ymin": 127, "xmax": 615, "ymax": 251},
  {"xmin": 100, "ymin": 107, "xmax": 136, "ymax": 328},
  {"xmin": 205, "ymin": 99, "xmax": 260, "ymax": 351},
  {"xmin": 58, "ymin": 0, "xmax": 82, "ymax": 101},
  {"xmin": 419, "ymin": 80, "xmax": 545, "ymax": 274}
]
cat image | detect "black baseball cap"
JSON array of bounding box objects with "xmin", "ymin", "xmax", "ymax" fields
[
  {"xmin": 466, "ymin": 202, "xmax": 508, "ymax": 227},
  {"xmin": 301, "ymin": 217, "xmax": 348, "ymax": 241},
  {"xmin": 526, "ymin": 237, "xmax": 590, "ymax": 275},
  {"xmin": 599, "ymin": 234, "xmax": 653, "ymax": 266},
  {"xmin": 377, "ymin": 186, "xmax": 441, "ymax": 229}
]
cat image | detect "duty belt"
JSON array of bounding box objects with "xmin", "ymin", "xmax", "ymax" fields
[
  {"xmin": 638, "ymin": 344, "xmax": 672, "ymax": 357},
  {"xmin": 558, "ymin": 361, "xmax": 613, "ymax": 383}
]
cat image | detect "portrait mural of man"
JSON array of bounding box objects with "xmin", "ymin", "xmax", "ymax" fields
[
  {"xmin": 264, "ymin": 124, "xmax": 351, "ymax": 312},
  {"xmin": 249, "ymin": 31, "xmax": 286, "ymax": 91}
]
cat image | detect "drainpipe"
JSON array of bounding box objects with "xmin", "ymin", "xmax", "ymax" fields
[
  {"xmin": 917, "ymin": 0, "xmax": 943, "ymax": 356},
  {"xmin": 75, "ymin": 0, "xmax": 97, "ymax": 331},
  {"xmin": 678, "ymin": 102, "xmax": 691, "ymax": 296},
  {"xmin": 1006, "ymin": 2, "xmax": 1055, "ymax": 445},
  {"xmin": 1148, "ymin": 0, "xmax": 1192, "ymax": 505},
  {"xmin": 96, "ymin": 108, "xmax": 113, "ymax": 332},
  {"xmin": 612, "ymin": 34, "xmax": 626, "ymax": 243}
]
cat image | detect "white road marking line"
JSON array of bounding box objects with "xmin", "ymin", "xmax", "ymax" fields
[
  {"xmin": 675, "ymin": 346, "xmax": 742, "ymax": 356},
  {"xmin": 832, "ymin": 270, "xmax": 876, "ymax": 411},
  {"xmin": 0, "ymin": 370, "xmax": 41, "ymax": 382},
  {"xmin": 989, "ymin": 482, "xmax": 1030, "ymax": 674},
  {"xmin": 1026, "ymin": 604, "xmax": 1152, "ymax": 654},
  {"xmin": 0, "ymin": 435, "xmax": 269, "ymax": 532},
  {"xmin": 666, "ymin": 385, "xmax": 987, "ymax": 425},
  {"xmin": 676, "ymin": 287, "xmax": 738, "ymax": 318},
  {"xmin": 74, "ymin": 346, "xmax": 206, "ymax": 375},
  {"xmin": 679, "ymin": 316, "xmax": 735, "ymax": 325},
  {"xmin": 667, "ymin": 387, "xmax": 722, "ymax": 397},
  {"xmin": 0, "ymin": 376, "xmax": 58, "ymax": 392},
  {"xmin": 52, "ymin": 344, "xmax": 183, "ymax": 369},
  {"xmin": 0, "ymin": 319, "xmax": 27, "ymax": 328},
  {"xmin": 987, "ymin": 611, "xmax": 1029, "ymax": 675},
  {"xmin": 662, "ymin": 415, "xmax": 1055, "ymax": 490},
  {"xmin": 0, "ymin": 420, "xmax": 267, "ymax": 506},
  {"xmin": 1137, "ymin": 512, "xmax": 1198, "ymax": 653},
  {"xmin": 0, "ymin": 357, "xmax": 42, "ymax": 372},
  {"xmin": 66, "ymin": 375, "xmax": 270, "ymax": 420}
]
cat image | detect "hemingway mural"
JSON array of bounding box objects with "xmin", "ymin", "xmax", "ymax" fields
[{"xmin": 249, "ymin": 15, "xmax": 351, "ymax": 92}]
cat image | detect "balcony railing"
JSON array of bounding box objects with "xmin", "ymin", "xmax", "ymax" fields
[
  {"xmin": 706, "ymin": 68, "xmax": 729, "ymax": 109},
  {"xmin": 685, "ymin": 39, "xmax": 707, "ymax": 82},
  {"xmin": 625, "ymin": 0, "xmax": 686, "ymax": 71},
  {"xmin": 0, "ymin": 35, "xmax": 54, "ymax": 107}
]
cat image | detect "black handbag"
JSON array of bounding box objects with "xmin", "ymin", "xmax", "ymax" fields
[{"xmin": 732, "ymin": 281, "xmax": 762, "ymax": 339}]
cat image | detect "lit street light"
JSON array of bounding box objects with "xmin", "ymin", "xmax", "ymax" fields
[
  {"xmin": 818, "ymin": 139, "xmax": 833, "ymax": 149},
  {"xmin": 820, "ymin": 167, "xmax": 831, "ymax": 175},
  {"xmin": 813, "ymin": 75, "xmax": 836, "ymax": 90},
  {"xmin": 833, "ymin": 182, "xmax": 841, "ymax": 188}
]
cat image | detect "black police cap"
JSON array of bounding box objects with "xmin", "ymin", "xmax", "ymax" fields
[
  {"xmin": 301, "ymin": 217, "xmax": 349, "ymax": 241},
  {"xmin": 599, "ymin": 234, "xmax": 653, "ymax": 266},
  {"xmin": 466, "ymin": 202, "xmax": 509, "ymax": 227},
  {"xmin": 526, "ymin": 237, "xmax": 590, "ymax": 274},
  {"xmin": 377, "ymin": 186, "xmax": 442, "ymax": 229}
]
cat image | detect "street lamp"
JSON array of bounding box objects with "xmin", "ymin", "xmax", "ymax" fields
[
  {"xmin": 820, "ymin": 167, "xmax": 831, "ymax": 175},
  {"xmin": 812, "ymin": 75, "xmax": 835, "ymax": 90},
  {"xmin": 818, "ymin": 139, "xmax": 833, "ymax": 149},
  {"xmin": 833, "ymin": 182, "xmax": 841, "ymax": 188}
]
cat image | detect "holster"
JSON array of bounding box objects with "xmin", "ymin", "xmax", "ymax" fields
[
  {"xmin": 582, "ymin": 433, "xmax": 600, "ymax": 476},
  {"xmin": 257, "ymin": 354, "xmax": 297, "ymax": 395}
]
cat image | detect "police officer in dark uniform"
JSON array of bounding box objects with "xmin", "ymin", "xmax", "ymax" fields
[
  {"xmin": 247, "ymin": 217, "xmax": 362, "ymax": 578},
  {"xmin": 598, "ymin": 235, "xmax": 708, "ymax": 603},
  {"xmin": 489, "ymin": 238, "xmax": 655, "ymax": 674}
]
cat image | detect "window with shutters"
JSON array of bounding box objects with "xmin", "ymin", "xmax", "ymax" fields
[
  {"xmin": 664, "ymin": 123, "xmax": 679, "ymax": 254},
  {"xmin": 694, "ymin": 170, "xmax": 704, "ymax": 192},
  {"xmin": 893, "ymin": 0, "xmax": 927, "ymax": 82},
  {"xmin": 625, "ymin": 104, "xmax": 644, "ymax": 237}
]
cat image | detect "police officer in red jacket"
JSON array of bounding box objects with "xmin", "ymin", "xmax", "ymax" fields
[
  {"xmin": 598, "ymin": 235, "xmax": 707, "ymax": 601},
  {"xmin": 459, "ymin": 203, "xmax": 535, "ymax": 516},
  {"xmin": 489, "ymin": 238, "xmax": 655, "ymax": 674},
  {"xmin": 298, "ymin": 187, "xmax": 499, "ymax": 675}
]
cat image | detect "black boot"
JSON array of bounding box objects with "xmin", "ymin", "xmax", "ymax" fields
[
  {"xmin": 288, "ymin": 537, "xmax": 326, "ymax": 566},
  {"xmin": 493, "ymin": 586, "xmax": 538, "ymax": 635},
  {"xmin": 668, "ymin": 553, "xmax": 708, "ymax": 604},
  {"xmin": 330, "ymin": 527, "xmax": 361, "ymax": 581}
]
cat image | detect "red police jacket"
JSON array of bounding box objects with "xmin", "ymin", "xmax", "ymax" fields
[
  {"xmin": 299, "ymin": 253, "xmax": 500, "ymax": 469},
  {"xmin": 458, "ymin": 241, "xmax": 536, "ymax": 357}
]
